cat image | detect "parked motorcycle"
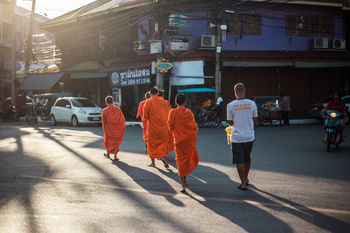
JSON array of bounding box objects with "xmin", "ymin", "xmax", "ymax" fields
[
  {"xmin": 197, "ymin": 106, "xmax": 217, "ymax": 128},
  {"xmin": 26, "ymin": 102, "xmax": 38, "ymax": 125},
  {"xmin": 0, "ymin": 101, "xmax": 20, "ymax": 122},
  {"xmin": 323, "ymin": 110, "xmax": 342, "ymax": 152}
]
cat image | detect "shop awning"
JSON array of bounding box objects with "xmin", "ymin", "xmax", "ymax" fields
[
  {"xmin": 102, "ymin": 62, "xmax": 152, "ymax": 72},
  {"xmin": 179, "ymin": 88, "xmax": 216, "ymax": 93},
  {"xmin": 223, "ymin": 61, "xmax": 294, "ymax": 67},
  {"xmin": 65, "ymin": 61, "xmax": 108, "ymax": 79},
  {"xmin": 70, "ymin": 72, "xmax": 108, "ymax": 79},
  {"xmin": 294, "ymin": 62, "xmax": 350, "ymax": 68},
  {"xmin": 100, "ymin": 54, "xmax": 156, "ymax": 72},
  {"xmin": 223, "ymin": 61, "xmax": 350, "ymax": 68},
  {"xmin": 18, "ymin": 72, "xmax": 65, "ymax": 91}
]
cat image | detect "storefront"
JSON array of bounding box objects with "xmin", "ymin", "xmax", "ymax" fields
[
  {"xmin": 107, "ymin": 64, "xmax": 152, "ymax": 120},
  {"xmin": 221, "ymin": 61, "xmax": 350, "ymax": 118},
  {"xmin": 65, "ymin": 61, "xmax": 109, "ymax": 107}
]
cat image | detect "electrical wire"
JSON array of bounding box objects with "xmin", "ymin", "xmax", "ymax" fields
[{"xmin": 37, "ymin": 0, "xmax": 347, "ymax": 53}]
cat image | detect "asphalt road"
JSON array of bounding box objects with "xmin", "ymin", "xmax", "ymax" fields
[{"xmin": 0, "ymin": 121, "xmax": 349, "ymax": 233}]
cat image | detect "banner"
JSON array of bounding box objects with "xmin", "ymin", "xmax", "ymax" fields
[{"xmin": 110, "ymin": 67, "xmax": 151, "ymax": 88}]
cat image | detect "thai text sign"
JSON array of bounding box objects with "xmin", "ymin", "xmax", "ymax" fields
[{"xmin": 110, "ymin": 67, "xmax": 151, "ymax": 88}]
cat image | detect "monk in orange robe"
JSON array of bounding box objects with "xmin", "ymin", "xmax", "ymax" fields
[
  {"xmin": 168, "ymin": 93, "xmax": 199, "ymax": 192},
  {"xmin": 143, "ymin": 87, "xmax": 173, "ymax": 168},
  {"xmin": 102, "ymin": 96, "xmax": 125, "ymax": 161},
  {"xmin": 137, "ymin": 92, "xmax": 151, "ymax": 149}
]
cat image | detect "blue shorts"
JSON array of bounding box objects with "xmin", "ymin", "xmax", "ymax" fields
[{"xmin": 231, "ymin": 141, "xmax": 254, "ymax": 164}]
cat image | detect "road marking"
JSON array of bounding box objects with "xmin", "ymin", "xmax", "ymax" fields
[{"xmin": 20, "ymin": 175, "xmax": 350, "ymax": 216}]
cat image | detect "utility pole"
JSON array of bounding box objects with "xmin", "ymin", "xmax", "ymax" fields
[
  {"xmin": 25, "ymin": 0, "xmax": 36, "ymax": 74},
  {"xmin": 215, "ymin": 9, "xmax": 223, "ymax": 100},
  {"xmin": 155, "ymin": 0, "xmax": 164, "ymax": 90},
  {"xmin": 10, "ymin": 0, "xmax": 17, "ymax": 106}
]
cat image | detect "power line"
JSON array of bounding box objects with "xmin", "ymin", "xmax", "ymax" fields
[{"xmin": 46, "ymin": 0, "xmax": 346, "ymax": 52}]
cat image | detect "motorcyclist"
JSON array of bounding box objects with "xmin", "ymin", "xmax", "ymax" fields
[{"xmin": 324, "ymin": 92, "xmax": 347, "ymax": 141}]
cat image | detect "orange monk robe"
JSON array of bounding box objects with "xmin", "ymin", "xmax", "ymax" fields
[
  {"xmin": 102, "ymin": 105, "xmax": 125, "ymax": 154},
  {"xmin": 168, "ymin": 106, "xmax": 199, "ymax": 177},
  {"xmin": 137, "ymin": 100, "xmax": 148, "ymax": 143},
  {"xmin": 143, "ymin": 96, "xmax": 174, "ymax": 158}
]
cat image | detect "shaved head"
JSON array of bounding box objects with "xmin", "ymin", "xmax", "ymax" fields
[
  {"xmin": 234, "ymin": 83, "xmax": 246, "ymax": 98},
  {"xmin": 105, "ymin": 96, "xmax": 113, "ymax": 104}
]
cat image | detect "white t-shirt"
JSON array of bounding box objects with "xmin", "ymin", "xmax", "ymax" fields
[
  {"xmin": 216, "ymin": 97, "xmax": 223, "ymax": 105},
  {"xmin": 227, "ymin": 99, "xmax": 258, "ymax": 143}
]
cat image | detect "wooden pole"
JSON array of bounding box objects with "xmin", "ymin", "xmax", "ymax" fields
[
  {"xmin": 10, "ymin": 0, "xmax": 17, "ymax": 106},
  {"xmin": 25, "ymin": 0, "xmax": 36, "ymax": 74}
]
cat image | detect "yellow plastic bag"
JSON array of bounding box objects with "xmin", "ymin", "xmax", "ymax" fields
[{"xmin": 225, "ymin": 126, "xmax": 232, "ymax": 146}]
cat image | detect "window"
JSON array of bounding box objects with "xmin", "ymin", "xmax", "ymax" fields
[
  {"xmin": 71, "ymin": 99, "xmax": 95, "ymax": 107},
  {"xmin": 286, "ymin": 15, "xmax": 333, "ymax": 37},
  {"xmin": 62, "ymin": 100, "xmax": 70, "ymax": 107},
  {"xmin": 224, "ymin": 13, "xmax": 262, "ymax": 35},
  {"xmin": 2, "ymin": 3, "xmax": 12, "ymax": 18},
  {"xmin": 56, "ymin": 99, "xmax": 70, "ymax": 107},
  {"xmin": 55, "ymin": 100, "xmax": 64, "ymax": 107},
  {"xmin": 2, "ymin": 23, "xmax": 11, "ymax": 41}
]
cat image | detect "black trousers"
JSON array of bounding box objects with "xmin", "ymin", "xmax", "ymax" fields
[{"xmin": 281, "ymin": 111, "xmax": 290, "ymax": 125}]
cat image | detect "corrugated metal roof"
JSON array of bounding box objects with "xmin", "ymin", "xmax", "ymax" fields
[
  {"xmin": 81, "ymin": 0, "xmax": 124, "ymax": 17},
  {"xmin": 18, "ymin": 72, "xmax": 65, "ymax": 91},
  {"xmin": 41, "ymin": 0, "xmax": 148, "ymax": 29},
  {"xmin": 65, "ymin": 61, "xmax": 101, "ymax": 72},
  {"xmin": 41, "ymin": 0, "xmax": 111, "ymax": 29}
]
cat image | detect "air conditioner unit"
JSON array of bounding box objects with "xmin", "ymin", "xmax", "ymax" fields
[
  {"xmin": 133, "ymin": 41, "xmax": 146, "ymax": 52},
  {"xmin": 313, "ymin": 37, "xmax": 328, "ymax": 49},
  {"xmin": 331, "ymin": 39, "xmax": 346, "ymax": 50},
  {"xmin": 201, "ymin": 35, "xmax": 216, "ymax": 48}
]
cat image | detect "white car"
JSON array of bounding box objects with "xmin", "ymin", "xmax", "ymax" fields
[{"xmin": 49, "ymin": 97, "xmax": 102, "ymax": 127}]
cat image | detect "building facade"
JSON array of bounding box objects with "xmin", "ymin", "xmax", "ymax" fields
[
  {"xmin": 136, "ymin": 1, "xmax": 350, "ymax": 117},
  {"xmin": 0, "ymin": 2, "xmax": 56, "ymax": 100},
  {"xmin": 42, "ymin": 0, "xmax": 350, "ymax": 118}
]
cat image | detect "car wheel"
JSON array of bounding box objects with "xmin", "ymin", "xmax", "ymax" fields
[
  {"xmin": 50, "ymin": 115, "xmax": 56, "ymax": 126},
  {"xmin": 71, "ymin": 115, "xmax": 79, "ymax": 127}
]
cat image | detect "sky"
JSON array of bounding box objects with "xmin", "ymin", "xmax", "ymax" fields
[{"xmin": 17, "ymin": 0, "xmax": 96, "ymax": 19}]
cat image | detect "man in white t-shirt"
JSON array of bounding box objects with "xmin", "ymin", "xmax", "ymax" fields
[{"xmin": 227, "ymin": 83, "xmax": 258, "ymax": 191}]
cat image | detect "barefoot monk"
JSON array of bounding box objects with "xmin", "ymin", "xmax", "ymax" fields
[
  {"xmin": 168, "ymin": 94, "xmax": 199, "ymax": 192},
  {"xmin": 102, "ymin": 96, "xmax": 125, "ymax": 161},
  {"xmin": 137, "ymin": 92, "xmax": 151, "ymax": 149},
  {"xmin": 143, "ymin": 87, "xmax": 173, "ymax": 168}
]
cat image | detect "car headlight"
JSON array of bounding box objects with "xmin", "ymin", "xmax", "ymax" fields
[{"xmin": 78, "ymin": 109, "xmax": 87, "ymax": 114}]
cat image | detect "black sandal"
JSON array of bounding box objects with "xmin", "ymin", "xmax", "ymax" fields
[{"xmin": 238, "ymin": 185, "xmax": 248, "ymax": 191}]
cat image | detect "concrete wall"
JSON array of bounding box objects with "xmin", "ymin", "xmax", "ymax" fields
[{"xmin": 138, "ymin": 4, "xmax": 345, "ymax": 52}]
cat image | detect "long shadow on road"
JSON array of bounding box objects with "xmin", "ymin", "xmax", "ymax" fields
[
  {"xmin": 0, "ymin": 126, "xmax": 54, "ymax": 233},
  {"xmin": 250, "ymin": 186, "xmax": 350, "ymax": 233},
  {"xmin": 35, "ymin": 127, "xmax": 197, "ymax": 233},
  {"xmin": 31, "ymin": 125, "xmax": 350, "ymax": 232},
  {"xmin": 157, "ymin": 163, "xmax": 350, "ymax": 233},
  {"xmin": 114, "ymin": 161, "xmax": 184, "ymax": 207}
]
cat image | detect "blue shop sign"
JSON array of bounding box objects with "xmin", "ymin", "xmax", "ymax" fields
[{"xmin": 109, "ymin": 67, "xmax": 151, "ymax": 88}]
